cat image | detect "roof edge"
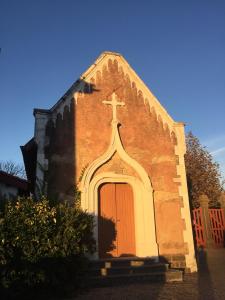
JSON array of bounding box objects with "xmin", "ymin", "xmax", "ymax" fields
[
  {"xmin": 0, "ymin": 170, "xmax": 28, "ymax": 186},
  {"xmin": 33, "ymin": 108, "xmax": 50, "ymax": 116},
  {"xmin": 48, "ymin": 51, "xmax": 123, "ymax": 113}
]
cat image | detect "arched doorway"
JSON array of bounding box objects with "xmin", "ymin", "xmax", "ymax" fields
[
  {"xmin": 82, "ymin": 172, "xmax": 158, "ymax": 260},
  {"xmin": 98, "ymin": 182, "xmax": 136, "ymax": 258}
]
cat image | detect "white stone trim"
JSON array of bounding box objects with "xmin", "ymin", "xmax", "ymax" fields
[
  {"xmin": 88, "ymin": 173, "xmax": 159, "ymax": 260},
  {"xmin": 174, "ymin": 123, "xmax": 197, "ymax": 272},
  {"xmin": 34, "ymin": 111, "xmax": 49, "ymax": 195},
  {"xmin": 80, "ymin": 52, "xmax": 176, "ymax": 132},
  {"xmin": 80, "ymin": 119, "xmax": 153, "ymax": 194},
  {"xmin": 47, "ymin": 52, "xmax": 181, "ymax": 135},
  {"xmin": 80, "ymin": 116, "xmax": 158, "ymax": 260}
]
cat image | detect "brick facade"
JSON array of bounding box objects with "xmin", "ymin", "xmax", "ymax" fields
[{"xmin": 26, "ymin": 52, "xmax": 196, "ymax": 271}]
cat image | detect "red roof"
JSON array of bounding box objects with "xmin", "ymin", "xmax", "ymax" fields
[{"xmin": 0, "ymin": 170, "xmax": 28, "ymax": 191}]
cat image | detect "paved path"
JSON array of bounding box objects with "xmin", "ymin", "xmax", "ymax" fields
[{"xmin": 74, "ymin": 248, "xmax": 225, "ymax": 300}]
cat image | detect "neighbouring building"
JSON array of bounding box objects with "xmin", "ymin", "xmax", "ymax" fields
[
  {"xmin": 0, "ymin": 170, "xmax": 28, "ymax": 201},
  {"xmin": 22, "ymin": 51, "xmax": 197, "ymax": 271}
]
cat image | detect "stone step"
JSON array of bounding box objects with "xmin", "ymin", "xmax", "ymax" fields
[
  {"xmin": 86, "ymin": 258, "xmax": 183, "ymax": 287},
  {"xmin": 89, "ymin": 263, "xmax": 168, "ymax": 277},
  {"xmin": 87, "ymin": 269, "xmax": 183, "ymax": 287},
  {"xmin": 89, "ymin": 257, "xmax": 160, "ymax": 269}
]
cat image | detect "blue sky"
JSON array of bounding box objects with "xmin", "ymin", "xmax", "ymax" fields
[{"xmin": 0, "ymin": 0, "xmax": 225, "ymax": 179}]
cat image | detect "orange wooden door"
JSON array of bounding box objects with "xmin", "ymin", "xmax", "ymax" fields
[
  {"xmin": 115, "ymin": 183, "xmax": 136, "ymax": 257},
  {"xmin": 98, "ymin": 183, "xmax": 136, "ymax": 258},
  {"xmin": 98, "ymin": 183, "xmax": 117, "ymax": 258}
]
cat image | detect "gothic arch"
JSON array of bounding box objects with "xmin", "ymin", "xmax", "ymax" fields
[{"xmin": 79, "ymin": 93, "xmax": 159, "ymax": 259}]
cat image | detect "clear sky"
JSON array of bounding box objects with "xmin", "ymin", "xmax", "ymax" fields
[{"xmin": 0, "ymin": 0, "xmax": 225, "ymax": 178}]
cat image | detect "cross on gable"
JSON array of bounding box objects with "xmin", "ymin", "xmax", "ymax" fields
[{"xmin": 102, "ymin": 92, "xmax": 125, "ymax": 122}]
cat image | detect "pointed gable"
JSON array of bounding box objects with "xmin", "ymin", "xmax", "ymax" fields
[{"xmin": 47, "ymin": 51, "xmax": 177, "ymax": 134}]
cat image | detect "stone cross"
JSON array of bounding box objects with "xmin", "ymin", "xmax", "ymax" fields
[{"xmin": 103, "ymin": 92, "xmax": 125, "ymax": 122}]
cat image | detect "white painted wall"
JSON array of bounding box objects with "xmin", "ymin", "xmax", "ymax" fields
[
  {"xmin": 0, "ymin": 182, "xmax": 18, "ymax": 199},
  {"xmin": 34, "ymin": 111, "xmax": 49, "ymax": 195}
]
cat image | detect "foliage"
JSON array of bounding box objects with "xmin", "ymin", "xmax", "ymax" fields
[
  {"xmin": 0, "ymin": 160, "xmax": 26, "ymax": 179},
  {"xmin": 185, "ymin": 132, "xmax": 224, "ymax": 208},
  {"xmin": 0, "ymin": 196, "xmax": 95, "ymax": 294}
]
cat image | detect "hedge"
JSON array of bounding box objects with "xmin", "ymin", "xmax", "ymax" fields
[{"xmin": 0, "ymin": 197, "xmax": 95, "ymax": 294}]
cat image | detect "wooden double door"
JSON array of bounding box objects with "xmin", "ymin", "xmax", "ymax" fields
[{"xmin": 98, "ymin": 183, "xmax": 136, "ymax": 258}]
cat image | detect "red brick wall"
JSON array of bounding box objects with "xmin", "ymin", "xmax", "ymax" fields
[
  {"xmin": 45, "ymin": 58, "xmax": 186, "ymax": 255},
  {"xmin": 45, "ymin": 102, "xmax": 75, "ymax": 199}
]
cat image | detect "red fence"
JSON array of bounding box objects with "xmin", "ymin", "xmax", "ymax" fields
[
  {"xmin": 193, "ymin": 208, "xmax": 205, "ymax": 247},
  {"xmin": 193, "ymin": 207, "xmax": 225, "ymax": 248},
  {"xmin": 209, "ymin": 209, "xmax": 225, "ymax": 247}
]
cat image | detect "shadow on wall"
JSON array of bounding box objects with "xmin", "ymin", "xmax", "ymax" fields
[
  {"xmin": 44, "ymin": 80, "xmax": 99, "ymax": 202},
  {"xmin": 98, "ymin": 215, "xmax": 138, "ymax": 259},
  {"xmin": 98, "ymin": 215, "xmax": 117, "ymax": 258},
  {"xmin": 21, "ymin": 80, "xmax": 99, "ymax": 200}
]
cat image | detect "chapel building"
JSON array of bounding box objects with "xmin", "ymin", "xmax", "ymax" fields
[{"xmin": 22, "ymin": 51, "xmax": 197, "ymax": 272}]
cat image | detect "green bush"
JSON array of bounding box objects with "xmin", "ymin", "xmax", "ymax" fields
[{"xmin": 0, "ymin": 197, "xmax": 95, "ymax": 293}]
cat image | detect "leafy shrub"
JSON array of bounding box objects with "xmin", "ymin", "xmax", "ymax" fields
[{"xmin": 0, "ymin": 197, "xmax": 95, "ymax": 294}]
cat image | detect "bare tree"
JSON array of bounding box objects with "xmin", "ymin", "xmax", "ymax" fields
[{"xmin": 0, "ymin": 160, "xmax": 26, "ymax": 179}]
